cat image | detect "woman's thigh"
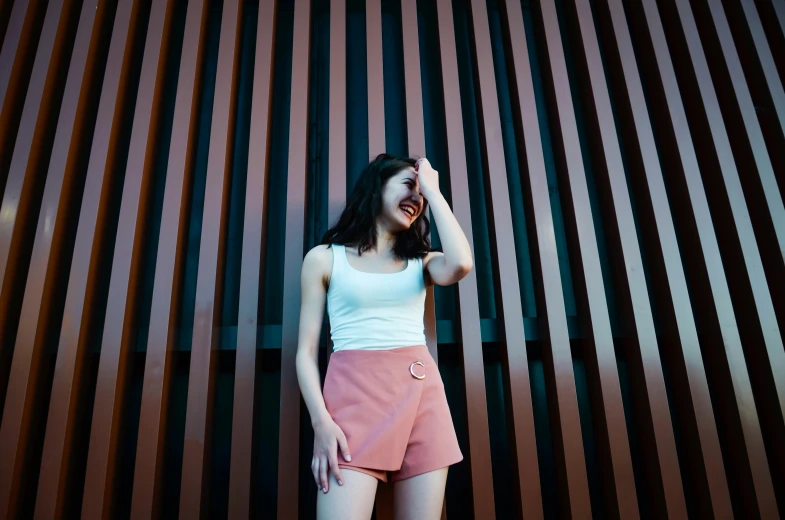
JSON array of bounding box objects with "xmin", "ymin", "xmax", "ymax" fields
[
  {"xmin": 316, "ymin": 468, "xmax": 379, "ymax": 520},
  {"xmin": 392, "ymin": 467, "xmax": 449, "ymax": 520}
]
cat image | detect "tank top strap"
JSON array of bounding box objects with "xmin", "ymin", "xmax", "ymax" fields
[{"xmin": 331, "ymin": 243, "xmax": 347, "ymax": 275}]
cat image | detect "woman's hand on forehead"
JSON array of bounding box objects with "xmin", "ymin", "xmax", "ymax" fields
[{"xmin": 414, "ymin": 158, "xmax": 439, "ymax": 198}]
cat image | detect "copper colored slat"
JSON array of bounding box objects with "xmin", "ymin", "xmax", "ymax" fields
[
  {"xmin": 325, "ymin": 0, "xmax": 344, "ymax": 379},
  {"xmin": 430, "ymin": 1, "xmax": 498, "ymax": 516},
  {"xmin": 400, "ymin": 0, "xmax": 438, "ymax": 361},
  {"xmin": 127, "ymin": 0, "xmax": 209, "ymax": 516},
  {"xmin": 401, "ymin": 0, "xmax": 424, "ymax": 156},
  {"xmin": 177, "ymin": 0, "xmax": 243, "ymax": 517},
  {"xmin": 579, "ymin": 0, "xmax": 733, "ymax": 515},
  {"xmin": 327, "ymin": 0, "xmax": 346, "ymax": 228},
  {"xmin": 32, "ymin": 1, "xmax": 130, "ymax": 518},
  {"xmin": 227, "ymin": 1, "xmax": 276, "ymax": 517},
  {"xmin": 437, "ymin": 0, "xmax": 545, "ymax": 517},
  {"xmin": 636, "ymin": 0, "xmax": 778, "ymax": 515},
  {"xmin": 366, "ymin": 0, "xmax": 384, "ymax": 157},
  {"xmin": 528, "ymin": 0, "xmax": 648, "ymax": 518},
  {"xmin": 78, "ymin": 1, "xmax": 177, "ymax": 518},
  {"xmin": 0, "ymin": 0, "xmax": 76, "ymax": 516},
  {"xmin": 466, "ymin": 0, "xmax": 591, "ymax": 515},
  {"xmin": 277, "ymin": 0, "xmax": 311, "ymax": 517}
]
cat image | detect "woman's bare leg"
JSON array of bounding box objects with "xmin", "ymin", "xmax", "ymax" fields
[
  {"xmin": 316, "ymin": 468, "xmax": 379, "ymax": 520},
  {"xmin": 392, "ymin": 467, "xmax": 449, "ymax": 520}
]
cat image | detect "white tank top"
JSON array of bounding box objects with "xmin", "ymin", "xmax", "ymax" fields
[{"xmin": 326, "ymin": 244, "xmax": 427, "ymax": 351}]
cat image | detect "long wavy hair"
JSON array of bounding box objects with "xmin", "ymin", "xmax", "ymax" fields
[{"xmin": 320, "ymin": 153, "xmax": 435, "ymax": 258}]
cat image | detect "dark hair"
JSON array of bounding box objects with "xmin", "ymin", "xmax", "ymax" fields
[{"xmin": 320, "ymin": 153, "xmax": 434, "ymax": 258}]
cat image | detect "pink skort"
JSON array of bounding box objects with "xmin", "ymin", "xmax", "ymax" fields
[{"xmin": 322, "ymin": 344, "xmax": 464, "ymax": 483}]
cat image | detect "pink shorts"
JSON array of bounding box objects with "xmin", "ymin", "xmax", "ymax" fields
[{"xmin": 322, "ymin": 344, "xmax": 463, "ymax": 483}]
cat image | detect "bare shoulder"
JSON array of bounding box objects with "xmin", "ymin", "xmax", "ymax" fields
[{"xmin": 302, "ymin": 244, "xmax": 334, "ymax": 289}]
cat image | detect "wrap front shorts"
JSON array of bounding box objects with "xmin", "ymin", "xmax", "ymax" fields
[{"xmin": 322, "ymin": 344, "xmax": 463, "ymax": 483}]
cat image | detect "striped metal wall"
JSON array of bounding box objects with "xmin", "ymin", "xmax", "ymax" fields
[{"xmin": 0, "ymin": 0, "xmax": 783, "ymax": 518}]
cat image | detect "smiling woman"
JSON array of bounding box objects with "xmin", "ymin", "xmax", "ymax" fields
[
  {"xmin": 320, "ymin": 153, "xmax": 433, "ymax": 258},
  {"xmin": 295, "ymin": 153, "xmax": 474, "ymax": 518}
]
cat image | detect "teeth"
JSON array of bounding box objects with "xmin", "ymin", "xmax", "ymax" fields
[{"xmin": 401, "ymin": 206, "xmax": 414, "ymax": 217}]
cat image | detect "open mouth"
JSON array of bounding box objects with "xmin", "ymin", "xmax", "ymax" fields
[{"xmin": 400, "ymin": 204, "xmax": 417, "ymax": 219}]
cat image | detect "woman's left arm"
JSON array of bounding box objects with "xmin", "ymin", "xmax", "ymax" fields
[{"xmin": 416, "ymin": 159, "xmax": 474, "ymax": 286}]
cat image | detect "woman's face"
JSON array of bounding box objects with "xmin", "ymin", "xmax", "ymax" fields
[{"xmin": 378, "ymin": 166, "xmax": 424, "ymax": 232}]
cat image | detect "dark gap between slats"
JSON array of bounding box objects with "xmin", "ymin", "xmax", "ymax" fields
[
  {"xmin": 346, "ymin": 0, "xmax": 369, "ymax": 191},
  {"xmin": 0, "ymin": 0, "xmax": 15, "ymax": 52},
  {"xmin": 250, "ymin": 347, "xmax": 282, "ymax": 518},
  {"xmin": 438, "ymin": 342, "xmax": 472, "ymax": 517},
  {"xmin": 382, "ymin": 0, "xmax": 408, "ymax": 156},
  {"xmin": 260, "ymin": 0, "xmax": 293, "ymax": 329}
]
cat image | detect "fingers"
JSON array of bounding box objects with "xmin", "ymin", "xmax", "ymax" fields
[
  {"xmin": 312, "ymin": 458, "xmax": 321, "ymax": 490},
  {"xmin": 330, "ymin": 455, "xmax": 344, "ymax": 487},
  {"xmin": 320, "ymin": 456, "xmax": 329, "ymax": 492},
  {"xmin": 337, "ymin": 432, "xmax": 351, "ymax": 463}
]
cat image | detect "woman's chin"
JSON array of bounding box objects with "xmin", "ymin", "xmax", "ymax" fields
[{"xmin": 394, "ymin": 219, "xmax": 412, "ymax": 231}]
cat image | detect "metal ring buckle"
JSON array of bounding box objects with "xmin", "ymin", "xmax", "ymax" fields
[{"xmin": 410, "ymin": 361, "xmax": 425, "ymax": 380}]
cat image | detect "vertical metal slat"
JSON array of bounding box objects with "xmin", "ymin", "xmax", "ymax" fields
[
  {"xmin": 34, "ymin": 1, "xmax": 130, "ymax": 517},
  {"xmin": 228, "ymin": 0, "xmax": 277, "ymax": 517},
  {"xmin": 178, "ymin": 0, "xmax": 243, "ymax": 517},
  {"xmin": 277, "ymin": 0, "xmax": 312, "ymax": 517}
]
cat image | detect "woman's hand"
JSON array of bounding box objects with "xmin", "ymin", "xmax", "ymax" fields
[
  {"xmin": 414, "ymin": 158, "xmax": 440, "ymax": 199},
  {"xmin": 312, "ymin": 417, "xmax": 352, "ymax": 493}
]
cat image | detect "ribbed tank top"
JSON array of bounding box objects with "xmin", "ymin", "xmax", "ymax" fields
[{"xmin": 326, "ymin": 244, "xmax": 427, "ymax": 351}]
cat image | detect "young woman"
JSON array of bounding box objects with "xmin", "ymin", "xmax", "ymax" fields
[{"xmin": 296, "ymin": 154, "xmax": 474, "ymax": 519}]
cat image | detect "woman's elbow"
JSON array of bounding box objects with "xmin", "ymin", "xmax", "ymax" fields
[
  {"xmin": 461, "ymin": 256, "xmax": 474, "ymax": 274},
  {"xmin": 456, "ymin": 258, "xmax": 473, "ymax": 279}
]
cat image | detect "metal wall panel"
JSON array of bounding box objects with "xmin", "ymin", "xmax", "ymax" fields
[{"xmin": 0, "ymin": 0, "xmax": 782, "ymax": 517}]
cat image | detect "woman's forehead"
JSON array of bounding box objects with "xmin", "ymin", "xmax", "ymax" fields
[{"xmin": 395, "ymin": 166, "xmax": 417, "ymax": 180}]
